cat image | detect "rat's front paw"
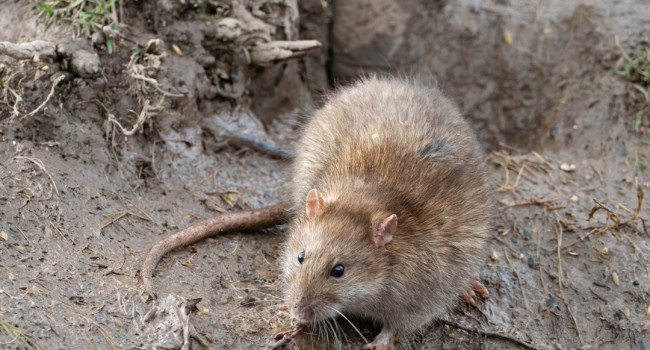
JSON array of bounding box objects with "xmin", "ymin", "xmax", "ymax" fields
[
  {"xmin": 460, "ymin": 272, "xmax": 489, "ymax": 306},
  {"xmin": 361, "ymin": 328, "xmax": 395, "ymax": 350}
]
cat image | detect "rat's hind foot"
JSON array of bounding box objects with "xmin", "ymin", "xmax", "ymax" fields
[
  {"xmin": 361, "ymin": 328, "xmax": 395, "ymax": 350},
  {"xmin": 460, "ymin": 272, "xmax": 489, "ymax": 306}
]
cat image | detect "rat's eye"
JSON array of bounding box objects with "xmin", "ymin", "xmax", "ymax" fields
[
  {"xmin": 297, "ymin": 251, "xmax": 305, "ymax": 264},
  {"xmin": 330, "ymin": 264, "xmax": 345, "ymax": 278}
]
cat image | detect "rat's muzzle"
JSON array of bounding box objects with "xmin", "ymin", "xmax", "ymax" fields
[{"xmin": 291, "ymin": 296, "xmax": 317, "ymax": 323}]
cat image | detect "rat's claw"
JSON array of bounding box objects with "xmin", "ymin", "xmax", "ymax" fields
[
  {"xmin": 470, "ymin": 279, "xmax": 489, "ymax": 297},
  {"xmin": 461, "ymin": 273, "xmax": 488, "ymax": 305},
  {"xmin": 361, "ymin": 342, "xmax": 394, "ymax": 350},
  {"xmin": 362, "ymin": 328, "xmax": 395, "ymax": 350}
]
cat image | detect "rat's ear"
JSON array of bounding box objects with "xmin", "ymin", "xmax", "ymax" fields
[
  {"xmin": 373, "ymin": 214, "xmax": 397, "ymax": 247},
  {"xmin": 306, "ymin": 189, "xmax": 326, "ymax": 219}
]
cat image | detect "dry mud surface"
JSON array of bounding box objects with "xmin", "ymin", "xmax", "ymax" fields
[{"xmin": 0, "ymin": 0, "xmax": 649, "ymax": 349}]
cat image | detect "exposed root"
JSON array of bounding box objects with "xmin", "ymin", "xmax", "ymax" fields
[
  {"xmin": 128, "ymin": 65, "xmax": 183, "ymax": 98},
  {"xmin": 0, "ymin": 40, "xmax": 57, "ymax": 61},
  {"xmin": 1, "ymin": 68, "xmax": 26, "ymax": 119},
  {"xmin": 105, "ymin": 99, "xmax": 162, "ymax": 136},
  {"xmin": 127, "ymin": 47, "xmax": 182, "ymax": 104},
  {"xmin": 5, "ymin": 85, "xmax": 23, "ymax": 119},
  {"xmin": 24, "ymin": 74, "xmax": 66, "ymax": 118}
]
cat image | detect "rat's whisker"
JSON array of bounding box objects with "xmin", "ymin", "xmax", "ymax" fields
[
  {"xmin": 327, "ymin": 306, "xmax": 369, "ymax": 344},
  {"xmin": 329, "ymin": 318, "xmax": 342, "ymax": 349},
  {"xmin": 320, "ymin": 319, "xmax": 331, "ymax": 349},
  {"xmin": 332, "ymin": 318, "xmax": 350, "ymax": 350}
]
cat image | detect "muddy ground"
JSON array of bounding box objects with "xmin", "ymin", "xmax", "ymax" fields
[{"xmin": 0, "ymin": 0, "xmax": 649, "ymax": 349}]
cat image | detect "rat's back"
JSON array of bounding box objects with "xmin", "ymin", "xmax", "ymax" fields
[{"xmin": 293, "ymin": 76, "xmax": 489, "ymax": 215}]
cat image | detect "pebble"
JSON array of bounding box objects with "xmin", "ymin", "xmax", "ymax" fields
[
  {"xmin": 135, "ymin": 305, "xmax": 146, "ymax": 316},
  {"xmin": 490, "ymin": 251, "xmax": 500, "ymax": 261},
  {"xmin": 527, "ymin": 255, "xmax": 536, "ymax": 268},
  {"xmin": 240, "ymin": 296, "xmax": 256, "ymax": 307},
  {"xmin": 503, "ymin": 30, "xmax": 513, "ymax": 45},
  {"xmin": 593, "ymin": 281, "xmax": 611, "ymax": 289},
  {"xmin": 545, "ymin": 296, "xmax": 557, "ymax": 307},
  {"xmin": 172, "ymin": 44, "xmax": 183, "ymax": 56},
  {"xmin": 560, "ymin": 163, "xmax": 576, "ymax": 172},
  {"xmin": 523, "ymin": 229, "xmax": 532, "ymax": 240}
]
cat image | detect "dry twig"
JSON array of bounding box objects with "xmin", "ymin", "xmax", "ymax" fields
[
  {"xmin": 14, "ymin": 156, "xmax": 58, "ymax": 197},
  {"xmin": 561, "ymin": 297, "xmax": 584, "ymax": 347},
  {"xmin": 555, "ymin": 219, "xmax": 563, "ymax": 293},
  {"xmin": 439, "ymin": 319, "xmax": 540, "ymax": 350},
  {"xmin": 268, "ymin": 327, "xmax": 303, "ymax": 350},
  {"xmin": 504, "ymin": 250, "xmax": 529, "ymax": 309},
  {"xmin": 561, "ymin": 177, "xmax": 648, "ymax": 247}
]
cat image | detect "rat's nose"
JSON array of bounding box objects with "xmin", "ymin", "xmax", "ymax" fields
[{"xmin": 291, "ymin": 297, "xmax": 314, "ymax": 322}]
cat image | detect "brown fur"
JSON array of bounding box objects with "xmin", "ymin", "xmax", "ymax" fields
[{"xmin": 282, "ymin": 77, "xmax": 492, "ymax": 341}]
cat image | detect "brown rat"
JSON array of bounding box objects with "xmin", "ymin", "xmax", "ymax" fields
[
  {"xmin": 282, "ymin": 77, "xmax": 492, "ymax": 349},
  {"xmin": 140, "ymin": 76, "xmax": 491, "ymax": 349}
]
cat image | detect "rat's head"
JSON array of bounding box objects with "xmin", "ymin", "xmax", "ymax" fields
[{"xmin": 282, "ymin": 189, "xmax": 397, "ymax": 324}]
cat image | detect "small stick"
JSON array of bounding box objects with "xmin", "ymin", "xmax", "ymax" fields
[
  {"xmin": 101, "ymin": 211, "xmax": 151, "ymax": 230},
  {"xmin": 504, "ymin": 250, "xmax": 529, "ymax": 309},
  {"xmin": 268, "ymin": 328, "xmax": 303, "ymax": 350},
  {"xmin": 439, "ymin": 319, "xmax": 539, "ymax": 350},
  {"xmin": 530, "ymin": 150, "xmax": 554, "ymax": 170},
  {"xmin": 537, "ymin": 219, "xmax": 546, "ymax": 293},
  {"xmin": 492, "ymin": 160, "xmax": 511, "ymax": 189},
  {"xmin": 140, "ymin": 204, "xmax": 289, "ymax": 298},
  {"xmin": 555, "ymin": 219, "xmax": 563, "ymax": 293},
  {"xmin": 14, "ymin": 156, "xmax": 58, "ymax": 197},
  {"xmin": 561, "ymin": 296, "xmax": 584, "ymax": 347},
  {"xmin": 25, "ymin": 74, "xmax": 66, "ymax": 118},
  {"xmin": 0, "ymin": 40, "xmax": 57, "ymax": 60},
  {"xmin": 223, "ymin": 130, "xmax": 296, "ymax": 160}
]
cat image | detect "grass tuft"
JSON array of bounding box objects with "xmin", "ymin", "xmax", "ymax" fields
[
  {"xmin": 0, "ymin": 318, "xmax": 44, "ymax": 350},
  {"xmin": 614, "ymin": 36, "xmax": 650, "ymax": 131},
  {"xmin": 35, "ymin": 0, "xmax": 121, "ymax": 53}
]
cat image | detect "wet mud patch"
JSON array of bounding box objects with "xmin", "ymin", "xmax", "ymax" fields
[{"xmin": 1, "ymin": 0, "xmax": 649, "ymax": 349}]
